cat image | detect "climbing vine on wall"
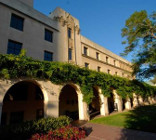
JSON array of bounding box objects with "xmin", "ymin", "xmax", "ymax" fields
[{"xmin": 0, "ymin": 51, "xmax": 156, "ymax": 104}]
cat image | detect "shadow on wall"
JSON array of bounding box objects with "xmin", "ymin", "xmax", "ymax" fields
[{"xmin": 119, "ymin": 104, "xmax": 156, "ymax": 140}]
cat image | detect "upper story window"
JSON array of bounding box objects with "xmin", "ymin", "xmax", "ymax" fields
[
  {"xmin": 114, "ymin": 60, "xmax": 116, "ymax": 66},
  {"xmin": 68, "ymin": 48, "xmax": 72, "ymax": 60},
  {"xmin": 45, "ymin": 29, "xmax": 53, "ymax": 42},
  {"xmin": 106, "ymin": 56, "xmax": 109, "ymax": 63},
  {"xmin": 84, "ymin": 47, "xmax": 88, "ymax": 56},
  {"xmin": 7, "ymin": 40, "xmax": 22, "ymax": 55},
  {"xmin": 10, "ymin": 14, "xmax": 24, "ymax": 31},
  {"xmin": 68, "ymin": 28, "xmax": 71, "ymax": 38},
  {"xmin": 96, "ymin": 52, "xmax": 99, "ymax": 60},
  {"xmin": 44, "ymin": 51, "xmax": 53, "ymax": 61},
  {"xmin": 107, "ymin": 69, "xmax": 110, "ymax": 74},
  {"xmin": 97, "ymin": 66, "xmax": 101, "ymax": 72},
  {"xmin": 85, "ymin": 62, "xmax": 89, "ymax": 68}
]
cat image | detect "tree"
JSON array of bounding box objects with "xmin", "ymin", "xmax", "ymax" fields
[{"xmin": 121, "ymin": 10, "xmax": 156, "ymax": 80}]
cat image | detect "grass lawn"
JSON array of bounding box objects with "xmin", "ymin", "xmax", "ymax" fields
[{"xmin": 90, "ymin": 104, "xmax": 156, "ymax": 133}]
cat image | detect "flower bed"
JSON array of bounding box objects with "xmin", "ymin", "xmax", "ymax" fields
[{"xmin": 31, "ymin": 125, "xmax": 86, "ymax": 140}]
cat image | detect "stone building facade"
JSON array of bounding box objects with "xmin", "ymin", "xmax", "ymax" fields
[{"xmin": 1, "ymin": 0, "xmax": 152, "ymax": 125}]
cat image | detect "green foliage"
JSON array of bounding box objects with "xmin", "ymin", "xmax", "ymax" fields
[
  {"xmin": 0, "ymin": 53, "xmax": 156, "ymax": 104},
  {"xmin": 121, "ymin": 10, "xmax": 156, "ymax": 79},
  {"xmin": 0, "ymin": 116, "xmax": 72, "ymax": 139}
]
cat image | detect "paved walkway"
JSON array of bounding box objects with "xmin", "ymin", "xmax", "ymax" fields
[{"xmin": 82, "ymin": 123, "xmax": 156, "ymax": 140}]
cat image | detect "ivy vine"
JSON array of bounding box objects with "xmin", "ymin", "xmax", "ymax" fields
[{"xmin": 0, "ymin": 50, "xmax": 156, "ymax": 104}]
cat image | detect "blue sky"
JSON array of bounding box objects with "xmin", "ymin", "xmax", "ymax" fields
[{"xmin": 34, "ymin": 0, "xmax": 156, "ymax": 62}]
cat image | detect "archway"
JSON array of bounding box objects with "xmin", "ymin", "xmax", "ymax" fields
[
  {"xmin": 122, "ymin": 99, "xmax": 126, "ymax": 110},
  {"xmin": 1, "ymin": 81, "xmax": 44, "ymax": 125},
  {"xmin": 89, "ymin": 87, "xmax": 101, "ymax": 119},
  {"xmin": 59, "ymin": 84, "xmax": 79, "ymax": 120},
  {"xmin": 108, "ymin": 92, "xmax": 115, "ymax": 114}
]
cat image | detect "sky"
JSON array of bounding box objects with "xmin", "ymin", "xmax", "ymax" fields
[{"xmin": 34, "ymin": 0, "xmax": 156, "ymax": 62}]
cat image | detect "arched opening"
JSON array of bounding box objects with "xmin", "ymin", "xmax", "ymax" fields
[
  {"xmin": 89, "ymin": 87, "xmax": 101, "ymax": 119},
  {"xmin": 59, "ymin": 85, "xmax": 78, "ymax": 120},
  {"xmin": 1, "ymin": 81, "xmax": 44, "ymax": 125},
  {"xmin": 130, "ymin": 98, "xmax": 133, "ymax": 108},
  {"xmin": 122, "ymin": 99, "xmax": 126, "ymax": 110},
  {"xmin": 108, "ymin": 92, "xmax": 115, "ymax": 114}
]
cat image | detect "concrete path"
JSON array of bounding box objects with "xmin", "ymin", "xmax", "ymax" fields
[{"xmin": 82, "ymin": 123, "xmax": 156, "ymax": 140}]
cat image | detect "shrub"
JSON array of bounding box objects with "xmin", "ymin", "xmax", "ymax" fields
[
  {"xmin": 31, "ymin": 125, "xmax": 86, "ymax": 140},
  {"xmin": 0, "ymin": 116, "xmax": 72, "ymax": 140}
]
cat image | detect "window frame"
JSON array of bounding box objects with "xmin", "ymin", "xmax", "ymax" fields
[
  {"xmin": 84, "ymin": 47, "xmax": 88, "ymax": 56},
  {"xmin": 7, "ymin": 40, "xmax": 22, "ymax": 55},
  {"xmin": 97, "ymin": 66, "xmax": 101, "ymax": 72},
  {"xmin": 44, "ymin": 51, "xmax": 53, "ymax": 61},
  {"xmin": 45, "ymin": 29, "xmax": 53, "ymax": 42},
  {"xmin": 68, "ymin": 48, "xmax": 72, "ymax": 60},
  {"xmin": 96, "ymin": 52, "xmax": 99, "ymax": 60},
  {"xmin": 85, "ymin": 62, "xmax": 89, "ymax": 68},
  {"xmin": 10, "ymin": 13, "xmax": 24, "ymax": 31}
]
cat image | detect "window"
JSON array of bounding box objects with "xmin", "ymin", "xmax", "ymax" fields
[
  {"xmin": 107, "ymin": 69, "xmax": 110, "ymax": 74},
  {"xmin": 68, "ymin": 48, "xmax": 72, "ymax": 60},
  {"xmin": 115, "ymin": 72, "xmax": 118, "ymax": 76},
  {"xmin": 68, "ymin": 28, "xmax": 71, "ymax": 38},
  {"xmin": 45, "ymin": 29, "xmax": 53, "ymax": 42},
  {"xmin": 114, "ymin": 60, "xmax": 116, "ymax": 66},
  {"xmin": 44, "ymin": 51, "xmax": 53, "ymax": 61},
  {"xmin": 7, "ymin": 40, "xmax": 22, "ymax": 55},
  {"xmin": 85, "ymin": 62, "xmax": 89, "ymax": 68},
  {"xmin": 84, "ymin": 47, "xmax": 88, "ymax": 56},
  {"xmin": 106, "ymin": 56, "xmax": 109, "ymax": 63},
  {"xmin": 97, "ymin": 66, "xmax": 101, "ymax": 72},
  {"xmin": 10, "ymin": 14, "xmax": 24, "ymax": 31},
  {"xmin": 96, "ymin": 52, "xmax": 99, "ymax": 60}
]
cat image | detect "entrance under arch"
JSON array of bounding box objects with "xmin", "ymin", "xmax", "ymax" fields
[
  {"xmin": 1, "ymin": 81, "xmax": 44, "ymax": 125},
  {"xmin": 89, "ymin": 87, "xmax": 101, "ymax": 119},
  {"xmin": 108, "ymin": 92, "xmax": 115, "ymax": 113},
  {"xmin": 59, "ymin": 85, "xmax": 79, "ymax": 120}
]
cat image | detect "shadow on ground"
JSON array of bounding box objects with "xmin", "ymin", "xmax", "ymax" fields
[{"xmin": 120, "ymin": 104, "xmax": 156, "ymax": 140}]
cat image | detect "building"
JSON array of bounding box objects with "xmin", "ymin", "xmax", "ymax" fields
[{"xmin": 0, "ymin": 0, "xmax": 140, "ymax": 125}]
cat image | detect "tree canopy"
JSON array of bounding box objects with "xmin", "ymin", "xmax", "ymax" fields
[{"xmin": 121, "ymin": 10, "xmax": 156, "ymax": 80}]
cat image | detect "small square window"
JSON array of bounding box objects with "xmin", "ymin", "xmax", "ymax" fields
[
  {"xmin": 114, "ymin": 60, "xmax": 116, "ymax": 66},
  {"xmin": 68, "ymin": 28, "xmax": 71, "ymax": 38},
  {"xmin": 68, "ymin": 48, "xmax": 72, "ymax": 60},
  {"xmin": 107, "ymin": 69, "xmax": 110, "ymax": 74},
  {"xmin": 7, "ymin": 40, "xmax": 22, "ymax": 55},
  {"xmin": 85, "ymin": 62, "xmax": 89, "ymax": 68},
  {"xmin": 45, "ymin": 29, "xmax": 53, "ymax": 42},
  {"xmin": 106, "ymin": 56, "xmax": 109, "ymax": 63},
  {"xmin": 96, "ymin": 52, "xmax": 99, "ymax": 60},
  {"xmin": 44, "ymin": 51, "xmax": 53, "ymax": 61},
  {"xmin": 10, "ymin": 14, "xmax": 24, "ymax": 31},
  {"xmin": 97, "ymin": 66, "xmax": 101, "ymax": 72},
  {"xmin": 84, "ymin": 47, "xmax": 88, "ymax": 56}
]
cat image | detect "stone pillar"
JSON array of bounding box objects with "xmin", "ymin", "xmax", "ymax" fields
[
  {"xmin": 138, "ymin": 96, "xmax": 144, "ymax": 106},
  {"xmin": 125, "ymin": 98, "xmax": 131, "ymax": 110},
  {"xmin": 99, "ymin": 94, "xmax": 108, "ymax": 116},
  {"xmin": 0, "ymin": 103, "xmax": 3, "ymax": 125},
  {"xmin": 78, "ymin": 93, "xmax": 89, "ymax": 120},
  {"xmin": 113, "ymin": 90, "xmax": 123, "ymax": 112},
  {"xmin": 133, "ymin": 93, "xmax": 139, "ymax": 107}
]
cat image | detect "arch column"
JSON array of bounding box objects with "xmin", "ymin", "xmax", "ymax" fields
[
  {"xmin": 125, "ymin": 98, "xmax": 131, "ymax": 110},
  {"xmin": 138, "ymin": 96, "xmax": 144, "ymax": 105},
  {"xmin": 99, "ymin": 89, "xmax": 109, "ymax": 116},
  {"xmin": 133, "ymin": 93, "xmax": 139, "ymax": 107},
  {"xmin": 113, "ymin": 90, "xmax": 123, "ymax": 112},
  {"xmin": 78, "ymin": 93, "xmax": 89, "ymax": 120}
]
